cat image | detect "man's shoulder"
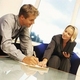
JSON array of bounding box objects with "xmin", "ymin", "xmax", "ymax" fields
[
  {"xmin": 0, "ymin": 14, "xmax": 18, "ymax": 25},
  {"xmin": 1, "ymin": 14, "xmax": 17, "ymax": 21}
]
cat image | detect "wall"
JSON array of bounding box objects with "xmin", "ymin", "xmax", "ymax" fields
[{"xmin": 0, "ymin": 0, "xmax": 23, "ymax": 17}]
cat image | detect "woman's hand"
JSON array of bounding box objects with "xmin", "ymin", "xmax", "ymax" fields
[
  {"xmin": 62, "ymin": 52, "xmax": 70, "ymax": 58},
  {"xmin": 38, "ymin": 58, "xmax": 48, "ymax": 67}
]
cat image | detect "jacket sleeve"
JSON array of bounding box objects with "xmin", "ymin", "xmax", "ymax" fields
[
  {"xmin": 43, "ymin": 36, "xmax": 56, "ymax": 60},
  {"xmin": 67, "ymin": 42, "xmax": 76, "ymax": 54},
  {"xmin": 19, "ymin": 27, "xmax": 33, "ymax": 56},
  {"xmin": 0, "ymin": 18, "xmax": 26, "ymax": 61}
]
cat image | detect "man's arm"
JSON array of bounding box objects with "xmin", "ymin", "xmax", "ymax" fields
[
  {"xmin": 20, "ymin": 27, "xmax": 33, "ymax": 56},
  {"xmin": 0, "ymin": 17, "xmax": 26, "ymax": 61}
]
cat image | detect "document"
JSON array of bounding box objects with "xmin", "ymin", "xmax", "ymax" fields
[
  {"xmin": 19, "ymin": 62, "xmax": 49, "ymax": 74},
  {"xmin": 28, "ymin": 64, "xmax": 48, "ymax": 70}
]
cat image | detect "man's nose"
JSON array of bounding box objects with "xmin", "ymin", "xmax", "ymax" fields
[{"xmin": 32, "ymin": 21, "xmax": 34, "ymax": 24}]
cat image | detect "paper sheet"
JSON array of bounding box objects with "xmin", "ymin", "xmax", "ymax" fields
[{"xmin": 19, "ymin": 62, "xmax": 49, "ymax": 74}]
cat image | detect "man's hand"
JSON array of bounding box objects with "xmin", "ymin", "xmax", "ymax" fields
[{"xmin": 22, "ymin": 56, "xmax": 39, "ymax": 65}]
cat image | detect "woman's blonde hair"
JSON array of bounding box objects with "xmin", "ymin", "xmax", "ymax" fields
[{"xmin": 65, "ymin": 25, "xmax": 78, "ymax": 42}]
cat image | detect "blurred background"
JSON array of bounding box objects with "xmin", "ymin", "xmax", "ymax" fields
[{"xmin": 0, "ymin": 0, "xmax": 80, "ymax": 56}]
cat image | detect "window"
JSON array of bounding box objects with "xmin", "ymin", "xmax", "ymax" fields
[
  {"xmin": 30, "ymin": 0, "xmax": 77, "ymax": 43},
  {"xmin": 22, "ymin": 0, "xmax": 80, "ymax": 55}
]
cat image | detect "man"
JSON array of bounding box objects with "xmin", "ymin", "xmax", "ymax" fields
[{"xmin": 0, "ymin": 4, "xmax": 39, "ymax": 65}]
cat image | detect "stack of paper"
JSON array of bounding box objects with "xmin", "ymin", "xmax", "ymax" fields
[{"xmin": 19, "ymin": 62, "xmax": 49, "ymax": 74}]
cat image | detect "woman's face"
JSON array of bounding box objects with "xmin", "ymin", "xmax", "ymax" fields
[{"xmin": 62, "ymin": 27, "xmax": 74, "ymax": 42}]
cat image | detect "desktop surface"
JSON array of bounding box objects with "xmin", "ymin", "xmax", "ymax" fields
[{"xmin": 0, "ymin": 57, "xmax": 79, "ymax": 80}]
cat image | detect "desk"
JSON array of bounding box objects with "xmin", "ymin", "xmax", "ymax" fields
[{"xmin": 0, "ymin": 57, "xmax": 79, "ymax": 80}]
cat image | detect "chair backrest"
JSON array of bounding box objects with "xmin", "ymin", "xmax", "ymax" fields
[
  {"xmin": 70, "ymin": 52, "xmax": 80, "ymax": 74},
  {"xmin": 76, "ymin": 65, "xmax": 80, "ymax": 76},
  {"xmin": 75, "ymin": 65, "xmax": 80, "ymax": 80}
]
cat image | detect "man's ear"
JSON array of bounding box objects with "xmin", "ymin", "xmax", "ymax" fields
[{"xmin": 20, "ymin": 15, "xmax": 25, "ymax": 20}]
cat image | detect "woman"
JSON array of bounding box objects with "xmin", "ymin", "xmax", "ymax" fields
[{"xmin": 39, "ymin": 25, "xmax": 78, "ymax": 72}]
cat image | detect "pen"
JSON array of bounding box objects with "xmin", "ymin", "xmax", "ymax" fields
[{"xmin": 33, "ymin": 51, "xmax": 36, "ymax": 57}]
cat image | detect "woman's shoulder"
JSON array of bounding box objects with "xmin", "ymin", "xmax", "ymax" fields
[
  {"xmin": 52, "ymin": 34, "xmax": 62, "ymax": 44},
  {"xmin": 52, "ymin": 34, "xmax": 62, "ymax": 39}
]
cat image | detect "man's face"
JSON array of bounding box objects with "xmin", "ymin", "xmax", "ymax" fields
[{"xmin": 20, "ymin": 14, "xmax": 37, "ymax": 28}]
